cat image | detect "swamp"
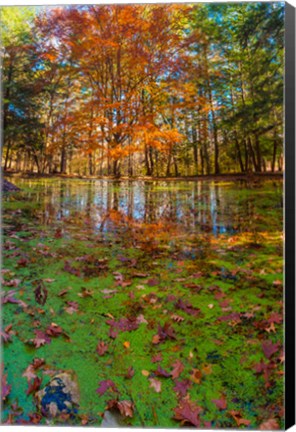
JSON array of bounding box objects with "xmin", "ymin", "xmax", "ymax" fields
[
  {"xmin": 1, "ymin": 1, "xmax": 285, "ymax": 429},
  {"xmin": 2, "ymin": 177, "xmax": 284, "ymax": 427}
]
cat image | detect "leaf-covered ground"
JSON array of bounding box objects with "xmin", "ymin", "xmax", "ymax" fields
[{"xmin": 1, "ymin": 178, "xmax": 284, "ymax": 428}]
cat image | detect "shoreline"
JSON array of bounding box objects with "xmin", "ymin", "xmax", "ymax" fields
[{"xmin": 3, "ymin": 171, "xmax": 283, "ymax": 183}]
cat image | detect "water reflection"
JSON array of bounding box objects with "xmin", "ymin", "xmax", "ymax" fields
[{"xmin": 8, "ymin": 178, "xmax": 282, "ymax": 236}]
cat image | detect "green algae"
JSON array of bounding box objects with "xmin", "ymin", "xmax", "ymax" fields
[{"xmin": 1, "ymin": 178, "xmax": 284, "ymax": 428}]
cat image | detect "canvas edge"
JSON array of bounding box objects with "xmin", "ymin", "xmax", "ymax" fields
[{"xmin": 285, "ymin": 1, "xmax": 296, "ymax": 430}]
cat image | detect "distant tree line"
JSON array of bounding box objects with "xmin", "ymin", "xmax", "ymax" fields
[{"xmin": 2, "ymin": 3, "xmax": 284, "ymax": 177}]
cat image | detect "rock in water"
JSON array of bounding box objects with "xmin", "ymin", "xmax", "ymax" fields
[
  {"xmin": 2, "ymin": 179, "xmax": 20, "ymax": 192},
  {"xmin": 35, "ymin": 372, "xmax": 79, "ymax": 418}
]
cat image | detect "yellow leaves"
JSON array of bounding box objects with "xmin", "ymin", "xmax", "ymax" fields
[
  {"xmin": 141, "ymin": 370, "xmax": 150, "ymax": 377},
  {"xmin": 123, "ymin": 341, "xmax": 130, "ymax": 349}
]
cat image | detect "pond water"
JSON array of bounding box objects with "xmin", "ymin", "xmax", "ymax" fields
[{"xmin": 6, "ymin": 177, "xmax": 283, "ymax": 236}]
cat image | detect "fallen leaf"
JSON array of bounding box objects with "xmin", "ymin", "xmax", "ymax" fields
[
  {"xmin": 78, "ymin": 287, "xmax": 94, "ymax": 298},
  {"xmin": 155, "ymin": 365, "xmax": 171, "ymax": 378},
  {"xmin": 22, "ymin": 365, "xmax": 37, "ymax": 382},
  {"xmin": 151, "ymin": 353, "xmax": 162, "ymax": 363},
  {"xmin": 142, "ymin": 370, "xmax": 150, "ymax": 377},
  {"xmin": 0, "ymin": 324, "xmax": 14, "ymax": 343},
  {"xmin": 26, "ymin": 377, "xmax": 42, "ymax": 395},
  {"xmin": 175, "ymin": 299, "xmax": 200, "ymax": 316},
  {"xmin": 171, "ymin": 314, "xmax": 184, "ymax": 322},
  {"xmin": 32, "ymin": 330, "xmax": 51, "ymax": 348},
  {"xmin": 262, "ymin": 341, "xmax": 280, "ymax": 359},
  {"xmin": 125, "ymin": 366, "xmax": 134, "ymax": 379},
  {"xmin": 97, "ymin": 341, "xmax": 108, "ymax": 356},
  {"xmin": 149, "ymin": 378, "xmax": 162, "ymax": 393},
  {"xmin": 190, "ymin": 368, "xmax": 202, "ymax": 384},
  {"xmin": 229, "ymin": 410, "xmax": 251, "ymax": 427},
  {"xmin": 171, "ymin": 360, "xmax": 184, "ymax": 379},
  {"xmin": 64, "ymin": 301, "xmax": 79, "ymax": 315},
  {"xmin": 107, "ymin": 399, "xmax": 134, "ymax": 418},
  {"xmin": 123, "ymin": 341, "xmax": 130, "ymax": 349},
  {"xmin": 1, "ymin": 366, "xmax": 11, "ymax": 401},
  {"xmin": 96, "ymin": 380, "xmax": 118, "ymax": 396},
  {"xmin": 259, "ymin": 419, "xmax": 280, "ymax": 430},
  {"xmin": 212, "ymin": 396, "xmax": 227, "ymax": 410},
  {"xmin": 46, "ymin": 323, "xmax": 63, "ymax": 337},
  {"xmin": 173, "ymin": 379, "xmax": 192, "ymax": 397},
  {"xmin": 34, "ymin": 281, "xmax": 48, "ymax": 306},
  {"xmin": 117, "ymin": 400, "xmax": 134, "ymax": 418},
  {"xmin": 174, "ymin": 397, "xmax": 202, "ymax": 427}
]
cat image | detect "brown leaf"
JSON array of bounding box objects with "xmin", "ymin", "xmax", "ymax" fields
[
  {"xmin": 175, "ymin": 299, "xmax": 200, "ymax": 316},
  {"xmin": 212, "ymin": 396, "xmax": 227, "ymax": 410},
  {"xmin": 259, "ymin": 419, "xmax": 280, "ymax": 430},
  {"xmin": 46, "ymin": 323, "xmax": 63, "ymax": 337},
  {"xmin": 171, "ymin": 314, "xmax": 184, "ymax": 323},
  {"xmin": 96, "ymin": 341, "xmax": 108, "ymax": 356},
  {"xmin": 171, "ymin": 360, "xmax": 184, "ymax": 379},
  {"xmin": 34, "ymin": 282, "xmax": 48, "ymax": 306},
  {"xmin": 190, "ymin": 368, "xmax": 202, "ymax": 384},
  {"xmin": 174, "ymin": 397, "xmax": 202, "ymax": 427},
  {"xmin": 64, "ymin": 301, "xmax": 79, "ymax": 315},
  {"xmin": 117, "ymin": 400, "xmax": 134, "ymax": 418},
  {"xmin": 152, "ymin": 334, "xmax": 161, "ymax": 344},
  {"xmin": 1, "ymin": 324, "xmax": 14, "ymax": 343},
  {"xmin": 1, "ymin": 366, "xmax": 11, "ymax": 401},
  {"xmin": 78, "ymin": 287, "xmax": 94, "ymax": 298},
  {"xmin": 125, "ymin": 366, "xmax": 135, "ymax": 379},
  {"xmin": 22, "ymin": 365, "xmax": 37, "ymax": 382},
  {"xmin": 229, "ymin": 410, "xmax": 251, "ymax": 427},
  {"xmin": 155, "ymin": 365, "xmax": 171, "ymax": 378},
  {"xmin": 26, "ymin": 377, "xmax": 42, "ymax": 395}
]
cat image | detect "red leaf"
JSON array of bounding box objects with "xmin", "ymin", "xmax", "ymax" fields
[
  {"xmin": 173, "ymin": 379, "xmax": 191, "ymax": 397},
  {"xmin": 262, "ymin": 341, "xmax": 280, "ymax": 359},
  {"xmin": 32, "ymin": 330, "xmax": 51, "ymax": 348},
  {"xmin": 174, "ymin": 398, "xmax": 202, "ymax": 427},
  {"xmin": 96, "ymin": 380, "xmax": 118, "ymax": 396},
  {"xmin": 267, "ymin": 312, "xmax": 282, "ymax": 324},
  {"xmin": 147, "ymin": 278, "xmax": 159, "ymax": 287},
  {"xmin": 155, "ymin": 365, "xmax": 171, "ymax": 378},
  {"xmin": 212, "ymin": 396, "xmax": 227, "ymax": 410},
  {"xmin": 46, "ymin": 323, "xmax": 63, "ymax": 337},
  {"xmin": 151, "ymin": 353, "xmax": 163, "ymax": 363}
]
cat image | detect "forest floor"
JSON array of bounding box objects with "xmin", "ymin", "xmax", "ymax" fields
[{"xmin": 1, "ymin": 179, "xmax": 284, "ymax": 428}]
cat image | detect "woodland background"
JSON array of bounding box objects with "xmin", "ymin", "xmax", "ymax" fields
[{"xmin": 2, "ymin": 2, "xmax": 283, "ymax": 177}]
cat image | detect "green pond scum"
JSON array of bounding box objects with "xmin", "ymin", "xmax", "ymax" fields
[{"xmin": 1, "ymin": 178, "xmax": 284, "ymax": 428}]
